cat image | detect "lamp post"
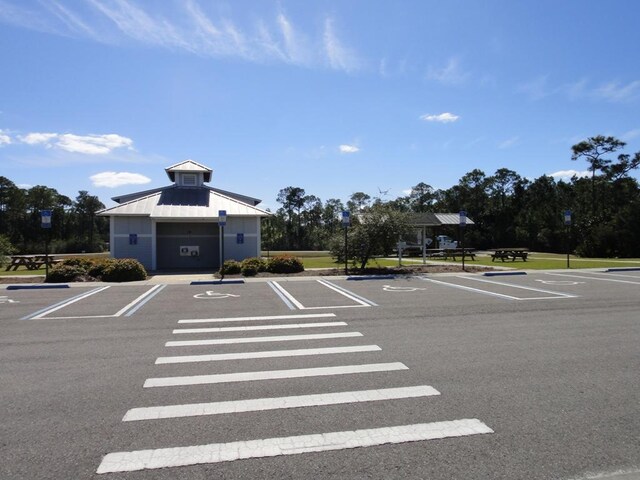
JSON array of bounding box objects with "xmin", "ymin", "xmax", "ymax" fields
[
  {"xmin": 564, "ymin": 210, "xmax": 571, "ymax": 268},
  {"xmin": 342, "ymin": 211, "xmax": 350, "ymax": 275},
  {"xmin": 459, "ymin": 210, "xmax": 467, "ymax": 271},
  {"xmin": 41, "ymin": 210, "xmax": 52, "ymax": 281},
  {"xmin": 218, "ymin": 210, "xmax": 227, "ymax": 271}
]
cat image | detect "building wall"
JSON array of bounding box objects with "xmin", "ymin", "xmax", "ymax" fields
[
  {"xmin": 156, "ymin": 222, "xmax": 219, "ymax": 270},
  {"xmin": 111, "ymin": 217, "xmax": 153, "ymax": 269},
  {"xmin": 222, "ymin": 217, "xmax": 260, "ymax": 261}
]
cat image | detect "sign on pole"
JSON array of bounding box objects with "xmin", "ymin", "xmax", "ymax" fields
[
  {"xmin": 459, "ymin": 210, "xmax": 467, "ymax": 226},
  {"xmin": 564, "ymin": 210, "xmax": 572, "ymax": 226},
  {"xmin": 218, "ymin": 210, "xmax": 227, "ymax": 227},
  {"xmin": 341, "ymin": 211, "xmax": 350, "ymax": 227},
  {"xmin": 41, "ymin": 210, "xmax": 52, "ymax": 229}
]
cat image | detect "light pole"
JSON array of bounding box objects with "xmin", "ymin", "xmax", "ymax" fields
[
  {"xmin": 218, "ymin": 210, "xmax": 227, "ymax": 271},
  {"xmin": 342, "ymin": 211, "xmax": 350, "ymax": 275},
  {"xmin": 564, "ymin": 210, "xmax": 571, "ymax": 268},
  {"xmin": 459, "ymin": 210, "xmax": 467, "ymax": 271}
]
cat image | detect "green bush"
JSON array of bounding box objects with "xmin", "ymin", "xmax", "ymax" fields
[
  {"xmin": 0, "ymin": 235, "xmax": 16, "ymax": 267},
  {"xmin": 100, "ymin": 258, "xmax": 147, "ymax": 282},
  {"xmin": 241, "ymin": 257, "xmax": 267, "ymax": 277},
  {"xmin": 266, "ymin": 255, "xmax": 304, "ymax": 274},
  {"xmin": 60, "ymin": 257, "xmax": 95, "ymax": 270},
  {"xmin": 47, "ymin": 264, "xmax": 88, "ymax": 283},
  {"xmin": 87, "ymin": 258, "xmax": 117, "ymax": 278},
  {"xmin": 219, "ymin": 259, "xmax": 241, "ymax": 275}
]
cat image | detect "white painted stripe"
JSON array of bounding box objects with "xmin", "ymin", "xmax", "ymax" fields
[
  {"xmin": 31, "ymin": 286, "xmax": 111, "ymax": 319},
  {"xmin": 457, "ymin": 275, "xmax": 577, "ymax": 298},
  {"xmin": 547, "ymin": 272, "xmax": 640, "ymax": 285},
  {"xmin": 178, "ymin": 313, "xmax": 336, "ymax": 324},
  {"xmin": 418, "ymin": 276, "xmax": 521, "ymax": 300},
  {"xmin": 165, "ymin": 331, "xmax": 363, "ymax": 347},
  {"xmin": 123, "ymin": 385, "xmax": 439, "ymax": 421},
  {"xmin": 267, "ymin": 281, "xmax": 297, "ymax": 310},
  {"xmin": 172, "ymin": 322, "xmax": 347, "ymax": 334},
  {"xmin": 269, "ymin": 281, "xmax": 305, "ymax": 309},
  {"xmin": 124, "ymin": 284, "xmax": 167, "ymax": 316},
  {"xmin": 143, "ymin": 362, "xmax": 408, "ymax": 388},
  {"xmin": 155, "ymin": 345, "xmax": 381, "ymax": 364},
  {"xmin": 21, "ymin": 287, "xmax": 108, "ymax": 320},
  {"xmin": 97, "ymin": 418, "xmax": 493, "ymax": 473},
  {"xmin": 317, "ymin": 280, "xmax": 378, "ymax": 306}
]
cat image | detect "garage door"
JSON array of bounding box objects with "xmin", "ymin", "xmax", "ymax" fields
[{"xmin": 156, "ymin": 223, "xmax": 219, "ymax": 270}]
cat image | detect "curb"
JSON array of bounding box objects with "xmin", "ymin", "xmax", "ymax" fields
[
  {"xmin": 482, "ymin": 271, "xmax": 527, "ymax": 277},
  {"xmin": 190, "ymin": 280, "xmax": 245, "ymax": 285},
  {"xmin": 6, "ymin": 284, "xmax": 70, "ymax": 290},
  {"xmin": 606, "ymin": 267, "xmax": 640, "ymax": 272}
]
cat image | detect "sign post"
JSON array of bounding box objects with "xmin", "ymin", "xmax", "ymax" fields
[
  {"xmin": 41, "ymin": 210, "xmax": 52, "ymax": 280},
  {"xmin": 459, "ymin": 210, "xmax": 467, "ymax": 271},
  {"xmin": 218, "ymin": 210, "xmax": 227, "ymax": 273},
  {"xmin": 341, "ymin": 211, "xmax": 350, "ymax": 275},
  {"xmin": 564, "ymin": 210, "xmax": 571, "ymax": 269}
]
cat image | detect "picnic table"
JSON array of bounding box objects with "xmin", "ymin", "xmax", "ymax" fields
[
  {"xmin": 490, "ymin": 248, "xmax": 529, "ymax": 262},
  {"xmin": 4, "ymin": 255, "xmax": 62, "ymax": 271},
  {"xmin": 443, "ymin": 248, "xmax": 476, "ymax": 261}
]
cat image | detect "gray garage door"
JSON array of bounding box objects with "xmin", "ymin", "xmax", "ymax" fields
[{"xmin": 156, "ymin": 222, "xmax": 219, "ymax": 270}]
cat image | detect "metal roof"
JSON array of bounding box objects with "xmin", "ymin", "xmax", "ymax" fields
[
  {"xmin": 434, "ymin": 213, "xmax": 475, "ymax": 225},
  {"xmin": 98, "ymin": 186, "xmax": 270, "ymax": 219},
  {"xmin": 165, "ymin": 160, "xmax": 212, "ymax": 182},
  {"xmin": 408, "ymin": 212, "xmax": 441, "ymax": 226}
]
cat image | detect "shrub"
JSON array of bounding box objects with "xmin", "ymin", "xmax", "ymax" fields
[
  {"xmin": 266, "ymin": 255, "xmax": 304, "ymax": 274},
  {"xmin": 60, "ymin": 257, "xmax": 95, "ymax": 270},
  {"xmin": 100, "ymin": 258, "xmax": 147, "ymax": 282},
  {"xmin": 47, "ymin": 264, "xmax": 88, "ymax": 283},
  {"xmin": 241, "ymin": 257, "xmax": 267, "ymax": 277},
  {"xmin": 219, "ymin": 259, "xmax": 241, "ymax": 276},
  {"xmin": 0, "ymin": 235, "xmax": 16, "ymax": 267},
  {"xmin": 87, "ymin": 258, "xmax": 117, "ymax": 278}
]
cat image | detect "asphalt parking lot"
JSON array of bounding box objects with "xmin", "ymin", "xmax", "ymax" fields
[{"xmin": 1, "ymin": 270, "xmax": 639, "ymax": 479}]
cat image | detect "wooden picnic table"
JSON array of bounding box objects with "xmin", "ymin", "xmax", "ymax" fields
[
  {"xmin": 443, "ymin": 248, "xmax": 476, "ymax": 261},
  {"xmin": 4, "ymin": 255, "xmax": 62, "ymax": 271},
  {"xmin": 490, "ymin": 248, "xmax": 529, "ymax": 262}
]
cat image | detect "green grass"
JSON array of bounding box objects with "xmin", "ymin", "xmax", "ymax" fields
[{"xmin": 400, "ymin": 252, "xmax": 640, "ymax": 270}]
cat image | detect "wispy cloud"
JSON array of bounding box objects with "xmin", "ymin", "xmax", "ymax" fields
[
  {"xmin": 426, "ymin": 57, "xmax": 469, "ymax": 86},
  {"xmin": 339, "ymin": 144, "xmax": 359, "ymax": 154},
  {"xmin": 0, "ymin": 1, "xmax": 361, "ymax": 73},
  {"xmin": 90, "ymin": 171, "xmax": 151, "ymax": 187},
  {"xmin": 549, "ymin": 169, "xmax": 590, "ymax": 181},
  {"xmin": 498, "ymin": 136, "xmax": 519, "ymax": 149},
  {"xmin": 18, "ymin": 132, "xmax": 134, "ymax": 155},
  {"xmin": 621, "ymin": 128, "xmax": 640, "ymax": 141},
  {"xmin": 0, "ymin": 129, "xmax": 11, "ymax": 146},
  {"xmin": 519, "ymin": 75, "xmax": 640, "ymax": 103},
  {"xmin": 420, "ymin": 112, "xmax": 460, "ymax": 123}
]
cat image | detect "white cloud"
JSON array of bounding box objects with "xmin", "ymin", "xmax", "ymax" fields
[
  {"xmin": 426, "ymin": 57, "xmax": 469, "ymax": 86},
  {"xmin": 323, "ymin": 17, "xmax": 360, "ymax": 73},
  {"xmin": 0, "ymin": 130, "xmax": 11, "ymax": 145},
  {"xmin": 339, "ymin": 144, "xmax": 359, "ymax": 153},
  {"xmin": 594, "ymin": 80, "xmax": 640, "ymax": 102},
  {"xmin": 621, "ymin": 128, "xmax": 640, "ymax": 141},
  {"xmin": 517, "ymin": 75, "xmax": 551, "ymax": 100},
  {"xmin": 498, "ymin": 136, "xmax": 519, "ymax": 149},
  {"xmin": 18, "ymin": 132, "xmax": 134, "ymax": 154},
  {"xmin": 549, "ymin": 170, "xmax": 590, "ymax": 181},
  {"xmin": 420, "ymin": 112, "xmax": 460, "ymax": 123},
  {"xmin": 90, "ymin": 171, "xmax": 151, "ymax": 188},
  {"xmin": 19, "ymin": 132, "xmax": 58, "ymax": 145}
]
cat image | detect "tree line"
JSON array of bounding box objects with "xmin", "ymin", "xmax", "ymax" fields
[
  {"xmin": 0, "ymin": 177, "xmax": 108, "ymax": 254},
  {"xmin": 2, "ymin": 135, "xmax": 639, "ymax": 259},
  {"xmin": 264, "ymin": 136, "xmax": 640, "ymax": 258}
]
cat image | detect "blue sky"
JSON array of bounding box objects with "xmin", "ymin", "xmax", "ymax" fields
[{"xmin": 1, "ymin": 0, "xmax": 639, "ymax": 211}]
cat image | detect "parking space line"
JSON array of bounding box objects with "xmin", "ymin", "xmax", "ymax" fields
[
  {"xmin": 546, "ymin": 272, "xmax": 640, "ymax": 285},
  {"xmin": 97, "ymin": 418, "xmax": 493, "ymax": 473},
  {"xmin": 143, "ymin": 362, "xmax": 409, "ymax": 388},
  {"xmin": 165, "ymin": 331, "xmax": 364, "ymax": 347},
  {"xmin": 155, "ymin": 345, "xmax": 382, "ymax": 365},
  {"xmin": 583, "ymin": 271, "xmax": 640, "ymax": 281},
  {"xmin": 26, "ymin": 286, "xmax": 111, "ymax": 320},
  {"xmin": 122, "ymin": 284, "xmax": 167, "ymax": 316},
  {"xmin": 418, "ymin": 277, "xmax": 521, "ymax": 300},
  {"xmin": 178, "ymin": 313, "xmax": 336, "ymax": 324},
  {"xmin": 316, "ymin": 280, "xmax": 378, "ymax": 307},
  {"xmin": 123, "ymin": 385, "xmax": 438, "ymax": 421},
  {"xmin": 172, "ymin": 322, "xmax": 348, "ymax": 334},
  {"xmin": 458, "ymin": 276, "xmax": 577, "ymax": 298},
  {"xmin": 268, "ymin": 281, "xmax": 374, "ymax": 310}
]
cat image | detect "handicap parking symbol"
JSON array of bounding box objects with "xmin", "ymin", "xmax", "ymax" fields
[
  {"xmin": 193, "ymin": 291, "xmax": 241, "ymax": 299},
  {"xmin": 535, "ymin": 280, "xmax": 584, "ymax": 286},
  {"xmin": 0, "ymin": 296, "xmax": 19, "ymax": 304},
  {"xmin": 382, "ymin": 285, "xmax": 426, "ymax": 292}
]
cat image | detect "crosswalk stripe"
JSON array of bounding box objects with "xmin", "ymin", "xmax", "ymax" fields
[
  {"xmin": 178, "ymin": 313, "xmax": 336, "ymax": 324},
  {"xmin": 172, "ymin": 322, "xmax": 347, "ymax": 334},
  {"xmin": 143, "ymin": 362, "xmax": 409, "ymax": 388},
  {"xmin": 123, "ymin": 385, "xmax": 440, "ymax": 421},
  {"xmin": 97, "ymin": 418, "xmax": 493, "ymax": 473},
  {"xmin": 165, "ymin": 331, "xmax": 363, "ymax": 347},
  {"xmin": 155, "ymin": 344, "xmax": 381, "ymax": 364}
]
